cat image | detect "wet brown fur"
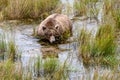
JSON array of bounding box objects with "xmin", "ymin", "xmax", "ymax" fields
[{"xmin": 37, "ymin": 13, "xmax": 72, "ymax": 42}]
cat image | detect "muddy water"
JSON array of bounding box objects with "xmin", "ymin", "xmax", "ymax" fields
[{"xmin": 0, "ymin": 0, "xmax": 110, "ymax": 80}]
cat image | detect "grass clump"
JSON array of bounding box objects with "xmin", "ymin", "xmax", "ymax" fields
[
  {"xmin": 0, "ymin": 57, "xmax": 69, "ymax": 80},
  {"xmin": 78, "ymin": 28, "xmax": 92, "ymax": 63},
  {"xmin": 0, "ymin": 60, "xmax": 22, "ymax": 80},
  {"xmin": 92, "ymin": 68, "xmax": 120, "ymax": 80},
  {"xmin": 0, "ymin": 33, "xmax": 7, "ymax": 53},
  {"xmin": 73, "ymin": 0, "xmax": 99, "ymax": 20},
  {"xmin": 0, "ymin": 33, "xmax": 7, "ymax": 60},
  {"xmin": 112, "ymin": 9, "xmax": 120, "ymax": 30},
  {"xmin": 0, "ymin": 59, "xmax": 32, "ymax": 80},
  {"xmin": 93, "ymin": 24, "xmax": 116, "ymax": 57},
  {"xmin": 0, "ymin": 32, "xmax": 20, "ymax": 61},
  {"xmin": 79, "ymin": 24, "xmax": 118, "ymax": 66},
  {"xmin": 103, "ymin": 0, "xmax": 113, "ymax": 16},
  {"xmin": 1, "ymin": 0, "xmax": 60, "ymax": 20},
  {"xmin": 59, "ymin": 30, "xmax": 72, "ymax": 43},
  {"xmin": 73, "ymin": 0, "xmax": 87, "ymax": 16},
  {"xmin": 0, "ymin": 0, "xmax": 8, "ymax": 11},
  {"xmin": 43, "ymin": 58, "xmax": 59, "ymax": 75},
  {"xmin": 7, "ymin": 40, "xmax": 17, "ymax": 61},
  {"xmin": 34, "ymin": 57, "xmax": 69, "ymax": 80}
]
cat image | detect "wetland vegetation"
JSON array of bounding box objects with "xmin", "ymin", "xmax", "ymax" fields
[{"xmin": 0, "ymin": 0, "xmax": 120, "ymax": 80}]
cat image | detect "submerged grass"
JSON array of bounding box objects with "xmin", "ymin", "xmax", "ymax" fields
[
  {"xmin": 0, "ymin": 33, "xmax": 7, "ymax": 53},
  {"xmin": 79, "ymin": 24, "xmax": 118, "ymax": 66},
  {"xmin": 7, "ymin": 40, "xmax": 17, "ymax": 61},
  {"xmin": 0, "ymin": 32, "xmax": 20, "ymax": 61},
  {"xmin": 0, "ymin": 0, "xmax": 60, "ymax": 20}
]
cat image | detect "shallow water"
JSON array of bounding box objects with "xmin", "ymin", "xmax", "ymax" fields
[
  {"xmin": 0, "ymin": 19, "xmax": 98, "ymax": 80},
  {"xmin": 0, "ymin": 0, "xmax": 119, "ymax": 80}
]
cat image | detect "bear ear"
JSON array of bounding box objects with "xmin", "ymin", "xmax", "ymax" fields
[{"xmin": 46, "ymin": 18, "xmax": 55, "ymax": 27}]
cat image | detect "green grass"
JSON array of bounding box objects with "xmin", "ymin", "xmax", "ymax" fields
[
  {"xmin": 103, "ymin": 0, "xmax": 113, "ymax": 15},
  {"xmin": 78, "ymin": 24, "xmax": 118, "ymax": 66},
  {"xmin": 0, "ymin": 33, "xmax": 7, "ymax": 60},
  {"xmin": 7, "ymin": 40, "xmax": 17, "ymax": 61},
  {"xmin": 78, "ymin": 28, "xmax": 92, "ymax": 64},
  {"xmin": 74, "ymin": 0, "xmax": 87, "ymax": 16},
  {"xmin": 0, "ymin": 32, "xmax": 20, "ymax": 61},
  {"xmin": 0, "ymin": 33, "xmax": 7, "ymax": 53},
  {"xmin": 0, "ymin": 56, "xmax": 69, "ymax": 80},
  {"xmin": 0, "ymin": 0, "xmax": 60, "ymax": 20},
  {"xmin": 0, "ymin": 58, "xmax": 119, "ymax": 80},
  {"xmin": 0, "ymin": 0, "xmax": 8, "ymax": 11},
  {"xmin": 34, "ymin": 57, "xmax": 69, "ymax": 80},
  {"xmin": 92, "ymin": 68, "xmax": 120, "ymax": 80},
  {"xmin": 94, "ymin": 24, "xmax": 116, "ymax": 57},
  {"xmin": 0, "ymin": 0, "xmax": 120, "ymax": 80},
  {"xmin": 0, "ymin": 60, "xmax": 22, "ymax": 80},
  {"xmin": 0, "ymin": 59, "xmax": 33, "ymax": 80},
  {"xmin": 43, "ymin": 58, "xmax": 59, "ymax": 76},
  {"xmin": 112, "ymin": 9, "xmax": 120, "ymax": 30},
  {"xmin": 32, "ymin": 27, "xmax": 38, "ymax": 37},
  {"xmin": 73, "ymin": 0, "xmax": 99, "ymax": 19}
]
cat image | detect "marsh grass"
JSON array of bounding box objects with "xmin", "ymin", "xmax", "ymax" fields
[
  {"xmin": 103, "ymin": 0, "xmax": 113, "ymax": 16},
  {"xmin": 92, "ymin": 68, "xmax": 120, "ymax": 80},
  {"xmin": 34, "ymin": 57, "xmax": 69, "ymax": 80},
  {"xmin": 78, "ymin": 28, "xmax": 92, "ymax": 64},
  {"xmin": 0, "ymin": 59, "xmax": 33, "ymax": 80},
  {"xmin": 34, "ymin": 56, "xmax": 42, "ymax": 77},
  {"xmin": 0, "ymin": 0, "xmax": 60, "ymax": 20},
  {"xmin": 0, "ymin": 32, "xmax": 20, "ymax": 61},
  {"xmin": 7, "ymin": 40, "xmax": 17, "ymax": 61},
  {"xmin": 43, "ymin": 58, "xmax": 59, "ymax": 76},
  {"xmin": 94, "ymin": 24, "xmax": 116, "ymax": 56},
  {"xmin": 0, "ymin": 60, "xmax": 22, "ymax": 80},
  {"xmin": 1, "ymin": 52, "xmax": 119, "ymax": 80},
  {"xmin": 0, "ymin": 33, "xmax": 7, "ymax": 53},
  {"xmin": 74, "ymin": 0, "xmax": 87, "ymax": 16},
  {"xmin": 112, "ymin": 9, "xmax": 120, "ymax": 30},
  {"xmin": 102, "ymin": 0, "xmax": 120, "ymax": 25},
  {"xmin": 0, "ymin": 0, "xmax": 8, "ymax": 11},
  {"xmin": 59, "ymin": 30, "xmax": 72, "ymax": 43},
  {"xmin": 32, "ymin": 26, "xmax": 38, "ymax": 37},
  {"xmin": 0, "ymin": 33, "xmax": 7, "ymax": 60},
  {"xmin": 73, "ymin": 0, "xmax": 99, "ymax": 20},
  {"xmin": 79, "ymin": 24, "xmax": 118, "ymax": 66}
]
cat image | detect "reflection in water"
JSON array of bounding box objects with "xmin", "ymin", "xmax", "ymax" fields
[{"xmin": 41, "ymin": 47, "xmax": 59, "ymax": 59}]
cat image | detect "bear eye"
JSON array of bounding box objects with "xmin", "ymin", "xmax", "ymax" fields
[{"xmin": 42, "ymin": 26, "xmax": 46, "ymax": 30}]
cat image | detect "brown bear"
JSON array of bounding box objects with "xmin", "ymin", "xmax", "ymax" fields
[{"xmin": 37, "ymin": 13, "xmax": 72, "ymax": 43}]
